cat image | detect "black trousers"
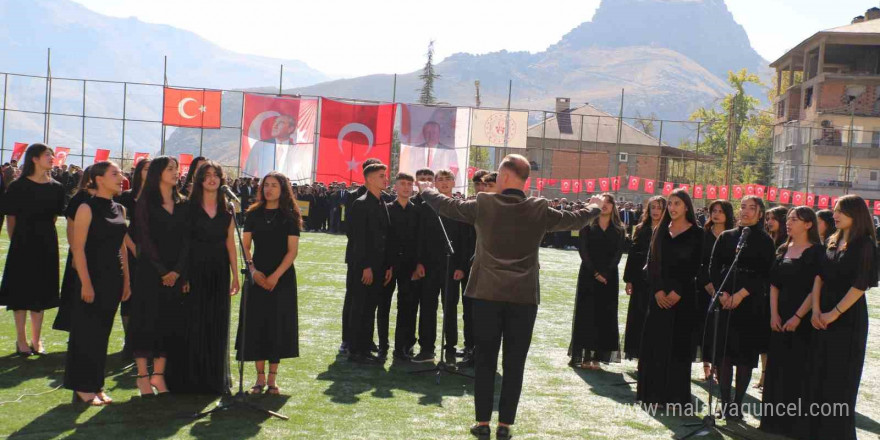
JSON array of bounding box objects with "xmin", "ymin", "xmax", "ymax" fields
[
  {"xmin": 341, "ymin": 265, "xmax": 355, "ymax": 346},
  {"xmin": 348, "ymin": 269, "xmax": 383, "ymax": 356},
  {"xmin": 417, "ymin": 262, "xmax": 459, "ymax": 353},
  {"xmin": 472, "ymin": 298, "xmax": 538, "ymax": 425},
  {"xmin": 461, "ymin": 270, "xmax": 473, "ymax": 350},
  {"xmin": 385, "ymin": 263, "xmax": 418, "ymax": 353}
]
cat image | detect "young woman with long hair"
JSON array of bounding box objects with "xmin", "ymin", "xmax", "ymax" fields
[
  {"xmin": 127, "ymin": 156, "xmax": 190, "ymax": 396},
  {"xmin": 236, "ymin": 171, "xmax": 302, "ymax": 395},
  {"xmin": 708, "ymin": 195, "xmax": 775, "ymax": 419},
  {"xmin": 569, "ymin": 193, "xmax": 626, "ymax": 369},
  {"xmin": 64, "ymin": 161, "xmax": 130, "ymax": 405},
  {"xmin": 53, "ymin": 166, "xmax": 95, "ymax": 332},
  {"xmin": 0, "ymin": 143, "xmax": 67, "ymax": 356},
  {"xmin": 117, "ymin": 159, "xmax": 150, "ymax": 344},
  {"xmin": 169, "ymin": 161, "xmax": 239, "ymax": 394},
  {"xmin": 636, "ymin": 188, "xmax": 703, "ymax": 409},
  {"xmin": 181, "ymin": 156, "xmax": 206, "ymax": 196},
  {"xmin": 759, "ymin": 207, "xmax": 822, "ymax": 436},
  {"xmin": 696, "ymin": 200, "xmax": 735, "ymax": 380},
  {"xmin": 622, "ymin": 195, "xmax": 666, "ymax": 360},
  {"xmin": 805, "ymin": 195, "xmax": 877, "ymax": 439},
  {"xmin": 816, "ymin": 209, "xmax": 836, "ymax": 246}
]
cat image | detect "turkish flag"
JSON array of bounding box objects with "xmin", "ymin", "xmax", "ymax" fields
[
  {"xmin": 536, "ymin": 178, "xmax": 545, "ymax": 191},
  {"xmin": 134, "ymin": 152, "xmax": 150, "ymax": 167},
  {"xmin": 733, "ymin": 185, "xmax": 744, "ymax": 199},
  {"xmin": 780, "ymin": 189, "xmax": 792, "ymax": 204},
  {"xmin": 662, "ymin": 182, "xmax": 674, "ymax": 196},
  {"xmin": 561, "ymin": 179, "xmax": 571, "ymax": 194},
  {"xmin": 679, "ymin": 183, "xmax": 690, "ymax": 194},
  {"xmin": 818, "ymin": 195, "xmax": 829, "ymax": 208},
  {"xmin": 53, "ymin": 147, "xmax": 70, "ymax": 166},
  {"xmin": 467, "ymin": 167, "xmax": 477, "ymax": 179},
  {"xmin": 874, "ymin": 201, "xmax": 880, "ymax": 215},
  {"xmin": 598, "ymin": 178, "xmax": 610, "ymax": 192},
  {"xmin": 745, "ymin": 184, "xmax": 755, "ymax": 196},
  {"xmin": 831, "ymin": 196, "xmax": 839, "ymax": 208},
  {"xmin": 523, "ymin": 178, "xmax": 531, "ymax": 191},
  {"xmin": 719, "ymin": 185, "xmax": 729, "ymax": 200},
  {"xmin": 706, "ymin": 185, "xmax": 717, "ymax": 199},
  {"xmin": 585, "ymin": 179, "xmax": 596, "ymax": 193},
  {"xmin": 694, "ymin": 185, "xmax": 704, "ymax": 199},
  {"xmin": 94, "ymin": 149, "xmax": 110, "ymax": 163},
  {"xmin": 162, "ymin": 87, "xmax": 222, "ymax": 128},
  {"xmin": 572, "ymin": 179, "xmax": 582, "ymax": 193},
  {"xmin": 792, "ymin": 192, "xmax": 804, "ymax": 205},
  {"xmin": 768, "ymin": 187, "xmax": 778, "ymax": 202},
  {"xmin": 11, "ymin": 142, "xmax": 27, "ymax": 162},
  {"xmin": 628, "ymin": 176, "xmax": 640, "ymax": 191},
  {"xmin": 317, "ymin": 99, "xmax": 396, "ymax": 184},
  {"xmin": 644, "ymin": 179, "xmax": 656, "ymax": 194},
  {"xmin": 611, "ymin": 176, "xmax": 621, "ymax": 191},
  {"xmin": 178, "ymin": 154, "xmax": 194, "ymax": 177},
  {"xmin": 806, "ymin": 193, "xmax": 815, "ymax": 207},
  {"xmin": 755, "ymin": 185, "xmax": 766, "ymax": 198},
  {"xmin": 548, "ymin": 179, "xmax": 558, "ymax": 187}
]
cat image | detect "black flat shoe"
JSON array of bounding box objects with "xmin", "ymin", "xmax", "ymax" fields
[
  {"xmin": 496, "ymin": 425, "xmax": 511, "ymax": 440},
  {"xmin": 470, "ymin": 424, "xmax": 490, "ymax": 440}
]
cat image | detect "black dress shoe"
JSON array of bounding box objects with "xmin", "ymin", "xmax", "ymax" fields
[
  {"xmin": 458, "ymin": 355, "xmax": 475, "ymax": 369},
  {"xmin": 369, "ymin": 342, "xmax": 379, "ymax": 353},
  {"xmin": 470, "ymin": 424, "xmax": 490, "ymax": 439},
  {"xmin": 392, "ymin": 350, "xmax": 411, "ymax": 362},
  {"xmin": 376, "ymin": 349, "xmax": 388, "ymax": 360},
  {"xmin": 411, "ymin": 351, "xmax": 435, "ymax": 363},
  {"xmin": 444, "ymin": 348, "xmax": 457, "ymax": 364},
  {"xmin": 348, "ymin": 354, "xmax": 379, "ymax": 364},
  {"xmin": 338, "ymin": 342, "xmax": 349, "ymax": 355},
  {"xmin": 496, "ymin": 425, "xmax": 511, "ymax": 440}
]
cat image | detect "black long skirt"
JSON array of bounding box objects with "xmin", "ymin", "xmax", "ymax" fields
[
  {"xmin": 235, "ymin": 267, "xmax": 299, "ymax": 362},
  {"xmin": 637, "ymin": 302, "xmax": 696, "ymax": 406},
  {"xmin": 569, "ymin": 265, "xmax": 620, "ymax": 363},
  {"xmin": 759, "ymin": 324, "xmax": 812, "ymax": 436},
  {"xmin": 623, "ymin": 278, "xmax": 649, "ymax": 360},
  {"xmin": 127, "ymin": 261, "xmax": 185, "ymax": 357}
]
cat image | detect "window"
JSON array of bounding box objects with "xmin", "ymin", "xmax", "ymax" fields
[
  {"xmin": 870, "ymin": 170, "xmax": 878, "ymax": 181},
  {"xmin": 872, "ymin": 128, "xmax": 880, "ymax": 148}
]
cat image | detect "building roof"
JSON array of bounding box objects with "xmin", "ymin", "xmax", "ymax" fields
[
  {"xmin": 527, "ymin": 103, "xmax": 668, "ymax": 147},
  {"xmin": 770, "ymin": 19, "xmax": 880, "ymax": 68}
]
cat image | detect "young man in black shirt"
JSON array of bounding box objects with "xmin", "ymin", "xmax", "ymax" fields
[{"xmin": 457, "ymin": 170, "xmax": 489, "ymax": 367}]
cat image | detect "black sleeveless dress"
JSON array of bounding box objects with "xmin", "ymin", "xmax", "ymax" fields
[
  {"xmin": 63, "ymin": 197, "xmax": 127, "ymax": 392},
  {"xmin": 54, "ymin": 190, "xmax": 92, "ymax": 331}
]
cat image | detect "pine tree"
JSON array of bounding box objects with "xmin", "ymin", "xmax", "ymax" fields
[{"xmin": 418, "ymin": 41, "xmax": 440, "ymax": 105}]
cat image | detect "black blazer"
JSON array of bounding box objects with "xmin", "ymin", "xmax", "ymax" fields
[{"xmin": 348, "ymin": 190, "xmax": 391, "ymax": 273}]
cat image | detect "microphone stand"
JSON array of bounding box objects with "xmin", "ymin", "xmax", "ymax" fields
[
  {"xmin": 193, "ymin": 199, "xmax": 288, "ymax": 421},
  {"xmin": 411, "ymin": 211, "xmax": 474, "ymax": 383},
  {"xmin": 678, "ymin": 235, "xmax": 752, "ymax": 440}
]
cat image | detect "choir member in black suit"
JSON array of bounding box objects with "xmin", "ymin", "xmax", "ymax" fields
[
  {"xmin": 709, "ymin": 196, "xmax": 775, "ymax": 419},
  {"xmin": 386, "ymin": 172, "xmax": 421, "ymax": 361},
  {"xmin": 623, "ymin": 195, "xmax": 665, "ymax": 360},
  {"xmin": 64, "ymin": 161, "xmax": 130, "ymax": 405},
  {"xmin": 636, "ymin": 189, "xmax": 703, "ymax": 409},
  {"xmin": 0, "ymin": 143, "xmax": 66, "ymax": 357},
  {"xmin": 816, "ymin": 209, "xmax": 836, "ymax": 246},
  {"xmin": 806, "ymin": 195, "xmax": 877, "ymax": 439},
  {"xmin": 128, "ymin": 156, "xmax": 190, "ymax": 396},
  {"xmin": 346, "ymin": 163, "xmax": 391, "ymax": 364},
  {"xmin": 171, "ymin": 161, "xmax": 239, "ymax": 394},
  {"xmin": 412, "ymin": 169, "xmax": 466, "ymax": 364},
  {"xmin": 759, "ymin": 207, "xmax": 822, "ymax": 436},
  {"xmin": 236, "ymin": 172, "xmax": 302, "ymax": 394},
  {"xmin": 117, "ymin": 158, "xmax": 149, "ymax": 343},
  {"xmin": 53, "ymin": 167, "xmax": 94, "ymax": 332},
  {"xmin": 339, "ymin": 158, "xmax": 382, "ymax": 355},
  {"xmin": 458, "ymin": 170, "xmax": 489, "ymax": 367},
  {"xmin": 570, "ymin": 193, "xmax": 625, "ymax": 369},
  {"xmin": 696, "ymin": 200, "xmax": 734, "ymax": 381}
]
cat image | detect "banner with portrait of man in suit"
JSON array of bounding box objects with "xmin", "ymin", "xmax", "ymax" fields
[
  {"xmin": 398, "ymin": 104, "xmax": 471, "ymax": 192},
  {"xmin": 240, "ymin": 94, "xmax": 318, "ymax": 182}
]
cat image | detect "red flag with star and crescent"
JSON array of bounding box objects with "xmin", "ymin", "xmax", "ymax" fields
[
  {"xmin": 598, "ymin": 178, "xmax": 610, "ymax": 192},
  {"xmin": 768, "ymin": 187, "xmax": 778, "ymax": 202},
  {"xmin": 706, "ymin": 185, "xmax": 717, "ymax": 199},
  {"xmin": 317, "ymin": 99, "xmax": 396, "ymax": 185},
  {"xmin": 628, "ymin": 176, "xmax": 640, "ymax": 191},
  {"xmin": 644, "ymin": 179, "xmax": 656, "ymax": 194},
  {"xmin": 818, "ymin": 195, "xmax": 829, "ymax": 208},
  {"xmin": 585, "ymin": 179, "xmax": 596, "ymax": 193},
  {"xmin": 162, "ymin": 87, "xmax": 222, "ymax": 128},
  {"xmin": 662, "ymin": 182, "xmax": 674, "ymax": 196},
  {"xmin": 572, "ymin": 179, "xmax": 582, "ymax": 193},
  {"xmin": 694, "ymin": 185, "xmax": 704, "ymax": 199},
  {"xmin": 719, "ymin": 185, "xmax": 729, "ymax": 200}
]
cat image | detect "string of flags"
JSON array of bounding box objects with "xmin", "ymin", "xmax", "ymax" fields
[{"xmin": 532, "ymin": 175, "xmax": 880, "ymax": 215}]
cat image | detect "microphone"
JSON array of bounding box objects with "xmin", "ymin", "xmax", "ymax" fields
[
  {"xmin": 735, "ymin": 226, "xmax": 751, "ymax": 253},
  {"xmin": 220, "ymin": 185, "xmax": 241, "ymax": 204}
]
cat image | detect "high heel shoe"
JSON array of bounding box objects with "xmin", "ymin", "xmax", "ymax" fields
[
  {"xmin": 72, "ymin": 391, "xmax": 103, "ymax": 406},
  {"xmin": 150, "ymin": 372, "xmax": 169, "ymax": 394},
  {"xmin": 14, "ymin": 343, "xmax": 32, "ymax": 357},
  {"xmin": 29, "ymin": 342, "xmax": 47, "ymax": 356},
  {"xmin": 136, "ymin": 374, "xmax": 155, "ymax": 398}
]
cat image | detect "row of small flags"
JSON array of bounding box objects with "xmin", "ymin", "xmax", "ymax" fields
[
  {"xmin": 531, "ymin": 175, "xmax": 880, "ymax": 214},
  {"xmin": 11, "ymin": 143, "xmax": 185, "ymax": 176}
]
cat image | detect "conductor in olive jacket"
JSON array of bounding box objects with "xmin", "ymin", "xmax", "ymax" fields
[{"xmin": 419, "ymin": 154, "xmax": 602, "ymax": 438}]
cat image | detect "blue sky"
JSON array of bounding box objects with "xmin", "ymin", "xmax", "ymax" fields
[{"xmin": 71, "ymin": 0, "xmax": 874, "ymax": 77}]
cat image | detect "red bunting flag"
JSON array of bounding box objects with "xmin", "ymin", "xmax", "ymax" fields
[
  {"xmin": 53, "ymin": 147, "xmax": 70, "ymax": 166},
  {"xmin": 12, "ymin": 142, "xmax": 27, "ymax": 162},
  {"xmin": 133, "ymin": 152, "xmax": 150, "ymax": 167},
  {"xmin": 523, "ymin": 177, "xmax": 531, "ymax": 191},
  {"xmin": 780, "ymin": 189, "xmax": 792, "ymax": 204},
  {"xmin": 817, "ymin": 195, "xmax": 829, "ymax": 208},
  {"xmin": 178, "ymin": 153, "xmax": 194, "ymax": 177},
  {"xmin": 572, "ymin": 179, "xmax": 582, "ymax": 193},
  {"xmin": 831, "ymin": 196, "xmax": 839, "ymax": 208},
  {"xmin": 162, "ymin": 87, "xmax": 222, "ymax": 128},
  {"xmin": 627, "ymin": 176, "xmax": 640, "ymax": 191},
  {"xmin": 598, "ymin": 178, "xmax": 610, "ymax": 192},
  {"xmin": 806, "ymin": 193, "xmax": 815, "ymax": 207},
  {"xmin": 317, "ymin": 99, "xmax": 396, "ymax": 184},
  {"xmin": 662, "ymin": 182, "xmax": 674, "ymax": 196},
  {"xmin": 679, "ymin": 183, "xmax": 690, "ymax": 193},
  {"xmin": 719, "ymin": 185, "xmax": 729, "ymax": 200},
  {"xmin": 548, "ymin": 179, "xmax": 558, "ymax": 187},
  {"xmin": 745, "ymin": 184, "xmax": 755, "ymax": 196},
  {"xmin": 467, "ymin": 166, "xmax": 477, "ymax": 179},
  {"xmin": 94, "ymin": 149, "xmax": 110, "ymax": 163},
  {"xmin": 768, "ymin": 187, "xmax": 778, "ymax": 202},
  {"xmin": 561, "ymin": 179, "xmax": 571, "ymax": 193},
  {"xmin": 536, "ymin": 178, "xmax": 545, "ymax": 191},
  {"xmin": 706, "ymin": 185, "xmax": 717, "ymax": 199},
  {"xmin": 694, "ymin": 185, "xmax": 704, "ymax": 199},
  {"xmin": 755, "ymin": 185, "xmax": 766, "ymax": 198},
  {"xmin": 733, "ymin": 185, "xmax": 744, "ymax": 199},
  {"xmin": 644, "ymin": 179, "xmax": 656, "ymax": 194},
  {"xmin": 611, "ymin": 176, "xmax": 621, "ymax": 191},
  {"xmin": 585, "ymin": 179, "xmax": 596, "ymax": 193},
  {"xmin": 874, "ymin": 201, "xmax": 880, "ymax": 215},
  {"xmin": 792, "ymin": 191, "xmax": 804, "ymax": 205}
]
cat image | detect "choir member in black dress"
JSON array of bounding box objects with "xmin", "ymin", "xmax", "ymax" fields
[
  {"xmin": 236, "ymin": 172, "xmax": 301, "ymax": 394},
  {"xmin": 636, "ymin": 189, "xmax": 703, "ymax": 409},
  {"xmin": 0, "ymin": 143, "xmax": 66, "ymax": 357},
  {"xmin": 696, "ymin": 200, "xmax": 734, "ymax": 381},
  {"xmin": 128, "ymin": 156, "xmax": 190, "ymax": 396},
  {"xmin": 709, "ymin": 195, "xmax": 775, "ymax": 419},
  {"xmin": 623, "ymin": 195, "xmax": 665, "ymax": 360},
  {"xmin": 806, "ymin": 195, "xmax": 877, "ymax": 439},
  {"xmin": 53, "ymin": 167, "xmax": 95, "ymax": 332},
  {"xmin": 180, "ymin": 156, "xmax": 205, "ymax": 197},
  {"xmin": 759, "ymin": 207, "xmax": 822, "ymax": 435},
  {"xmin": 570, "ymin": 193, "xmax": 625, "ymax": 369},
  {"xmin": 64, "ymin": 161, "xmax": 130, "ymax": 406},
  {"xmin": 816, "ymin": 209, "xmax": 836, "ymax": 246},
  {"xmin": 385, "ymin": 172, "xmax": 421, "ymax": 362},
  {"xmin": 170, "ymin": 161, "xmax": 239, "ymax": 394},
  {"xmin": 756, "ymin": 206, "xmax": 788, "ymax": 388},
  {"xmin": 117, "ymin": 158, "xmax": 149, "ymax": 342}
]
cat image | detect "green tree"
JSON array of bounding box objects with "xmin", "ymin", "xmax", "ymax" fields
[{"xmin": 417, "ymin": 41, "xmax": 440, "ymax": 105}]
